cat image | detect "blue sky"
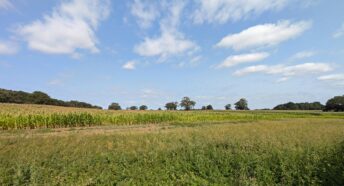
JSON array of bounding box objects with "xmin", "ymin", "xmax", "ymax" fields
[{"xmin": 0, "ymin": 0, "xmax": 343, "ymax": 109}]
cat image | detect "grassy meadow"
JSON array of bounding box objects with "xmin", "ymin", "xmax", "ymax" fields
[{"xmin": 0, "ymin": 103, "xmax": 344, "ymax": 185}]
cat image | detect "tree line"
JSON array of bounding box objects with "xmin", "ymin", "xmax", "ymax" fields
[
  {"xmin": 0, "ymin": 88, "xmax": 102, "ymax": 109},
  {"xmin": 1, "ymin": 88, "xmax": 343, "ymax": 112},
  {"xmin": 273, "ymin": 102, "xmax": 324, "ymax": 110},
  {"xmin": 108, "ymin": 97, "xmax": 250, "ymax": 111}
]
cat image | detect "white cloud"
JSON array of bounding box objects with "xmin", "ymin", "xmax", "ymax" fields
[
  {"xmin": 17, "ymin": 0, "xmax": 110, "ymax": 56},
  {"xmin": 217, "ymin": 52, "xmax": 269, "ymax": 68},
  {"xmin": 333, "ymin": 23, "xmax": 344, "ymax": 38},
  {"xmin": 134, "ymin": 1, "xmax": 198, "ymax": 59},
  {"xmin": 0, "ymin": 41, "xmax": 18, "ymax": 55},
  {"xmin": 216, "ymin": 20, "xmax": 312, "ymax": 50},
  {"xmin": 130, "ymin": 0, "xmax": 159, "ymax": 29},
  {"xmin": 192, "ymin": 0, "xmax": 289, "ymax": 24},
  {"xmin": 0, "ymin": 0, "xmax": 12, "ymax": 9},
  {"xmin": 318, "ymin": 74, "xmax": 344, "ymax": 86},
  {"xmin": 291, "ymin": 51, "xmax": 315, "ymax": 60},
  {"xmin": 234, "ymin": 63, "xmax": 332, "ymax": 77},
  {"xmin": 122, "ymin": 61, "xmax": 136, "ymax": 70},
  {"xmin": 135, "ymin": 32, "xmax": 197, "ymax": 58}
]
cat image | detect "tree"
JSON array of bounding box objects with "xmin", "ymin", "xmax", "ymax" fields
[
  {"xmin": 180, "ymin": 97, "xmax": 196, "ymax": 110},
  {"xmin": 108, "ymin": 103, "xmax": 121, "ymax": 110},
  {"xmin": 201, "ymin": 106, "xmax": 207, "ymax": 110},
  {"xmin": 165, "ymin": 102, "xmax": 178, "ymax": 110},
  {"xmin": 129, "ymin": 106, "xmax": 138, "ymax": 110},
  {"xmin": 324, "ymin": 95, "xmax": 344, "ymax": 112},
  {"xmin": 139, "ymin": 105, "xmax": 148, "ymax": 110},
  {"xmin": 206, "ymin": 105, "xmax": 213, "ymax": 110},
  {"xmin": 274, "ymin": 102, "xmax": 324, "ymax": 110},
  {"xmin": 225, "ymin": 104, "xmax": 231, "ymax": 110},
  {"xmin": 0, "ymin": 88, "xmax": 101, "ymax": 109},
  {"xmin": 235, "ymin": 98, "xmax": 249, "ymax": 110},
  {"xmin": 31, "ymin": 91, "xmax": 51, "ymax": 104}
]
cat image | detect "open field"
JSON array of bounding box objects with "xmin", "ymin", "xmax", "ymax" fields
[{"xmin": 0, "ymin": 104, "xmax": 344, "ymax": 185}]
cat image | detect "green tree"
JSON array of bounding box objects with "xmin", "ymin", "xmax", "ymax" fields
[
  {"xmin": 108, "ymin": 103, "xmax": 121, "ymax": 110},
  {"xmin": 206, "ymin": 105, "xmax": 213, "ymax": 110},
  {"xmin": 129, "ymin": 106, "xmax": 138, "ymax": 110},
  {"xmin": 180, "ymin": 97, "xmax": 196, "ymax": 110},
  {"xmin": 235, "ymin": 98, "xmax": 249, "ymax": 110},
  {"xmin": 139, "ymin": 105, "xmax": 148, "ymax": 110},
  {"xmin": 324, "ymin": 95, "xmax": 344, "ymax": 112},
  {"xmin": 225, "ymin": 104, "xmax": 231, "ymax": 110},
  {"xmin": 165, "ymin": 102, "xmax": 178, "ymax": 110}
]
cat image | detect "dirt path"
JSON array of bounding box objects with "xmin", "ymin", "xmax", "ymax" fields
[{"xmin": 0, "ymin": 124, "xmax": 175, "ymax": 139}]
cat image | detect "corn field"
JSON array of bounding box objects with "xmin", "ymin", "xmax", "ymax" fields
[{"xmin": 1, "ymin": 103, "xmax": 344, "ymax": 130}]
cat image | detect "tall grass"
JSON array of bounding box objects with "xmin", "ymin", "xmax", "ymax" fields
[{"xmin": 0, "ymin": 120, "xmax": 343, "ymax": 185}]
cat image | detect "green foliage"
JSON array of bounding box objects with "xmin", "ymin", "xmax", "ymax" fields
[
  {"xmin": 225, "ymin": 104, "xmax": 231, "ymax": 110},
  {"xmin": 235, "ymin": 98, "xmax": 249, "ymax": 110},
  {"xmin": 139, "ymin": 105, "xmax": 148, "ymax": 110},
  {"xmin": 202, "ymin": 105, "xmax": 213, "ymax": 110},
  {"xmin": 165, "ymin": 102, "xmax": 178, "ymax": 110},
  {"xmin": 129, "ymin": 106, "xmax": 138, "ymax": 110},
  {"xmin": 108, "ymin": 102, "xmax": 121, "ymax": 110},
  {"xmin": 0, "ymin": 88, "xmax": 101, "ymax": 109},
  {"xmin": 0, "ymin": 120, "xmax": 343, "ymax": 185},
  {"xmin": 274, "ymin": 102, "xmax": 324, "ymax": 110},
  {"xmin": 324, "ymin": 95, "xmax": 344, "ymax": 112},
  {"xmin": 180, "ymin": 97, "xmax": 196, "ymax": 110}
]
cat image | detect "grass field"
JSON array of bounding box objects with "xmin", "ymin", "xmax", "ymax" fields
[{"xmin": 0, "ymin": 103, "xmax": 344, "ymax": 185}]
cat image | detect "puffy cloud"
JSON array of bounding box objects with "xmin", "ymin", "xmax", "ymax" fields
[
  {"xmin": 130, "ymin": 0, "xmax": 159, "ymax": 29},
  {"xmin": 122, "ymin": 61, "xmax": 136, "ymax": 70},
  {"xmin": 216, "ymin": 20, "xmax": 312, "ymax": 50},
  {"xmin": 234, "ymin": 63, "xmax": 332, "ymax": 77},
  {"xmin": 333, "ymin": 23, "xmax": 344, "ymax": 38},
  {"xmin": 17, "ymin": 0, "xmax": 110, "ymax": 56},
  {"xmin": 0, "ymin": 41, "xmax": 18, "ymax": 55},
  {"xmin": 135, "ymin": 32, "xmax": 197, "ymax": 58},
  {"xmin": 192, "ymin": 0, "xmax": 289, "ymax": 24},
  {"xmin": 216, "ymin": 52, "xmax": 269, "ymax": 68},
  {"xmin": 0, "ymin": 0, "xmax": 12, "ymax": 9},
  {"xmin": 134, "ymin": 1, "xmax": 198, "ymax": 59}
]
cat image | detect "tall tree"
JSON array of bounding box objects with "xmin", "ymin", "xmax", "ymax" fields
[
  {"xmin": 180, "ymin": 97, "xmax": 196, "ymax": 110},
  {"xmin": 235, "ymin": 98, "xmax": 249, "ymax": 110}
]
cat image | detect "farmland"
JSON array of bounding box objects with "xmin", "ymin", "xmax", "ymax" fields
[{"xmin": 0, "ymin": 103, "xmax": 344, "ymax": 185}]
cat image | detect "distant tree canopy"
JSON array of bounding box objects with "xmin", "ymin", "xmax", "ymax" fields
[
  {"xmin": 108, "ymin": 103, "xmax": 121, "ymax": 110},
  {"xmin": 273, "ymin": 102, "xmax": 324, "ymax": 110},
  {"xmin": 180, "ymin": 97, "xmax": 196, "ymax": 110},
  {"xmin": 0, "ymin": 88, "xmax": 102, "ymax": 109},
  {"xmin": 235, "ymin": 98, "xmax": 249, "ymax": 110},
  {"xmin": 202, "ymin": 105, "xmax": 213, "ymax": 110},
  {"xmin": 225, "ymin": 104, "xmax": 231, "ymax": 110},
  {"xmin": 165, "ymin": 102, "xmax": 178, "ymax": 110},
  {"xmin": 139, "ymin": 105, "xmax": 148, "ymax": 110},
  {"xmin": 129, "ymin": 106, "xmax": 138, "ymax": 110},
  {"xmin": 324, "ymin": 95, "xmax": 344, "ymax": 112}
]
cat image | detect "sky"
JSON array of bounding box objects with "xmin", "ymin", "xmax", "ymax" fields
[{"xmin": 0, "ymin": 0, "xmax": 343, "ymax": 109}]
